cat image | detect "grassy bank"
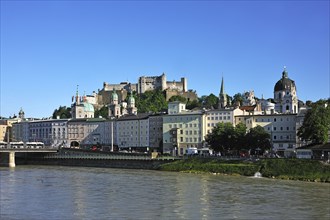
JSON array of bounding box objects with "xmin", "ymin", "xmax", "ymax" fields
[{"xmin": 159, "ymin": 158, "xmax": 330, "ymax": 182}]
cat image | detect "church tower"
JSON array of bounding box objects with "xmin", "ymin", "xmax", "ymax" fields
[
  {"xmin": 218, "ymin": 77, "xmax": 228, "ymax": 109},
  {"xmin": 108, "ymin": 88, "xmax": 121, "ymax": 118},
  {"xmin": 71, "ymin": 85, "xmax": 94, "ymax": 119},
  {"xmin": 274, "ymin": 67, "xmax": 298, "ymax": 114},
  {"xmin": 127, "ymin": 92, "xmax": 137, "ymax": 115},
  {"xmin": 18, "ymin": 108, "xmax": 25, "ymax": 119}
]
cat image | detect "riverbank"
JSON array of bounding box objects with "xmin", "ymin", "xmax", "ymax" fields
[{"xmin": 158, "ymin": 158, "xmax": 330, "ymax": 183}]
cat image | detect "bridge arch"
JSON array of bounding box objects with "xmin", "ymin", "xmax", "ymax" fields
[{"xmin": 70, "ymin": 141, "xmax": 80, "ymax": 149}]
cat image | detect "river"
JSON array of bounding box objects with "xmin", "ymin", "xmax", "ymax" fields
[{"xmin": 0, "ymin": 166, "xmax": 329, "ymax": 220}]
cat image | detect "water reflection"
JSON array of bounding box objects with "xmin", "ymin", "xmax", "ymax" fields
[{"xmin": 0, "ymin": 166, "xmax": 329, "ymax": 220}]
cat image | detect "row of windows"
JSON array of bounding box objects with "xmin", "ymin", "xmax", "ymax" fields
[
  {"xmin": 118, "ymin": 137, "xmax": 149, "ymax": 141},
  {"xmin": 255, "ymin": 117, "xmax": 294, "ymax": 122},
  {"xmin": 168, "ymin": 117, "xmax": 200, "ymax": 122},
  {"xmin": 267, "ymin": 126, "xmax": 295, "ymax": 131},
  {"xmin": 30, "ymin": 123, "xmax": 66, "ymax": 127},
  {"xmin": 172, "ymin": 137, "xmax": 202, "ymax": 143},
  {"xmin": 207, "ymin": 116, "xmax": 231, "ymax": 121},
  {"xmin": 207, "ymin": 112, "xmax": 231, "ymax": 116},
  {"xmin": 119, "ymin": 131, "xmax": 149, "ymax": 136},
  {"xmin": 168, "ymin": 123, "xmax": 199, "ymax": 129},
  {"xmin": 31, "ymin": 129, "xmax": 66, "ymax": 134},
  {"xmin": 273, "ymin": 135, "xmax": 292, "ymax": 140}
]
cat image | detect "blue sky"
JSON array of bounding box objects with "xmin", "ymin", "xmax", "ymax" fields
[{"xmin": 1, "ymin": 1, "xmax": 329, "ymax": 118}]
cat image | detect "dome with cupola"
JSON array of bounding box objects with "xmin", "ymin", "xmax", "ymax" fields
[
  {"xmin": 128, "ymin": 93, "xmax": 135, "ymax": 106},
  {"xmin": 83, "ymin": 102, "xmax": 94, "ymax": 112},
  {"xmin": 274, "ymin": 68, "xmax": 296, "ymax": 92},
  {"xmin": 273, "ymin": 67, "xmax": 298, "ymax": 114}
]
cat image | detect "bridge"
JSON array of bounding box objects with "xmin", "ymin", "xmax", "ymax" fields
[{"xmin": 0, "ymin": 144, "xmax": 58, "ymax": 167}]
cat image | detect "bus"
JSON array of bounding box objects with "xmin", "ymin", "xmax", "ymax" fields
[
  {"xmin": 0, "ymin": 141, "xmax": 7, "ymax": 148},
  {"xmin": 26, "ymin": 142, "xmax": 45, "ymax": 149},
  {"xmin": 9, "ymin": 142, "xmax": 24, "ymax": 149}
]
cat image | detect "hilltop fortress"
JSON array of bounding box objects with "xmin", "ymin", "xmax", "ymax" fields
[{"xmin": 89, "ymin": 73, "xmax": 197, "ymax": 110}]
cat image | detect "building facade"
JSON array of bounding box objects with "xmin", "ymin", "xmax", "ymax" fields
[
  {"xmin": 163, "ymin": 102, "xmax": 205, "ymax": 156},
  {"xmin": 116, "ymin": 113, "xmax": 151, "ymax": 150},
  {"xmin": 67, "ymin": 118, "xmax": 106, "ymax": 148}
]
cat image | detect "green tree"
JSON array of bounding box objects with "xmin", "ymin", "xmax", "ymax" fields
[
  {"xmin": 232, "ymin": 123, "xmax": 247, "ymax": 152},
  {"xmin": 168, "ymin": 95, "xmax": 187, "ymax": 103},
  {"xmin": 232, "ymin": 93, "xmax": 244, "ymax": 106},
  {"xmin": 136, "ymin": 90, "xmax": 168, "ymax": 113},
  {"xmin": 245, "ymin": 125, "xmax": 271, "ymax": 154},
  {"xmin": 205, "ymin": 122, "xmax": 235, "ymax": 154},
  {"xmin": 52, "ymin": 106, "xmax": 71, "ymax": 119},
  {"xmin": 94, "ymin": 106, "xmax": 109, "ymax": 119},
  {"xmin": 186, "ymin": 99, "xmax": 201, "ymax": 110},
  {"xmin": 298, "ymin": 99, "xmax": 330, "ymax": 144},
  {"xmin": 201, "ymin": 93, "xmax": 218, "ymax": 109}
]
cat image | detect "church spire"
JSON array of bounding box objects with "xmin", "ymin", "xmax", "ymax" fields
[
  {"xmin": 220, "ymin": 76, "xmax": 225, "ymax": 95},
  {"xmin": 218, "ymin": 76, "xmax": 228, "ymax": 109}
]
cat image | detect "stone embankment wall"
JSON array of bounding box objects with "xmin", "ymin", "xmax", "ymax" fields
[{"xmin": 16, "ymin": 157, "xmax": 173, "ymax": 170}]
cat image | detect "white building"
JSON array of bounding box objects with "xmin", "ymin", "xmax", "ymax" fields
[
  {"xmin": 25, "ymin": 119, "xmax": 68, "ymax": 147},
  {"xmin": 204, "ymin": 108, "xmax": 244, "ymax": 134},
  {"xmin": 163, "ymin": 102, "xmax": 205, "ymax": 156},
  {"xmin": 235, "ymin": 114, "xmax": 297, "ymax": 156},
  {"xmin": 116, "ymin": 113, "xmax": 151, "ymax": 151},
  {"xmin": 67, "ymin": 118, "xmax": 106, "ymax": 148}
]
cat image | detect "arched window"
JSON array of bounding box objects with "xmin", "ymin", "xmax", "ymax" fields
[{"xmin": 286, "ymin": 105, "xmax": 289, "ymax": 111}]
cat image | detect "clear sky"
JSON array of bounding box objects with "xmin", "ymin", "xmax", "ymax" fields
[{"xmin": 1, "ymin": 1, "xmax": 329, "ymax": 118}]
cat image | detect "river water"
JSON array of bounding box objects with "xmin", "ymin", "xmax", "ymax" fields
[{"xmin": 0, "ymin": 166, "xmax": 329, "ymax": 220}]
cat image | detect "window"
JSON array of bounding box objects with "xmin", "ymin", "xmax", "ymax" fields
[{"xmin": 274, "ymin": 135, "xmax": 277, "ymax": 139}]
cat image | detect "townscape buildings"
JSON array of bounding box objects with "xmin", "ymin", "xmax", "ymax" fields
[{"xmin": 1, "ymin": 70, "xmax": 314, "ymax": 157}]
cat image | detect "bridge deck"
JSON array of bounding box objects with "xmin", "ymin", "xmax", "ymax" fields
[{"xmin": 0, "ymin": 148, "xmax": 58, "ymax": 153}]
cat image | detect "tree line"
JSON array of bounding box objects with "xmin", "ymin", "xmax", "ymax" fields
[{"xmin": 205, "ymin": 122, "xmax": 271, "ymax": 156}]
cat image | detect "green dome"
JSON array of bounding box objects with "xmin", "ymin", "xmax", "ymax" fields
[
  {"xmin": 128, "ymin": 94, "xmax": 135, "ymax": 104},
  {"xmin": 83, "ymin": 102, "xmax": 94, "ymax": 112},
  {"xmin": 274, "ymin": 70, "xmax": 296, "ymax": 92}
]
